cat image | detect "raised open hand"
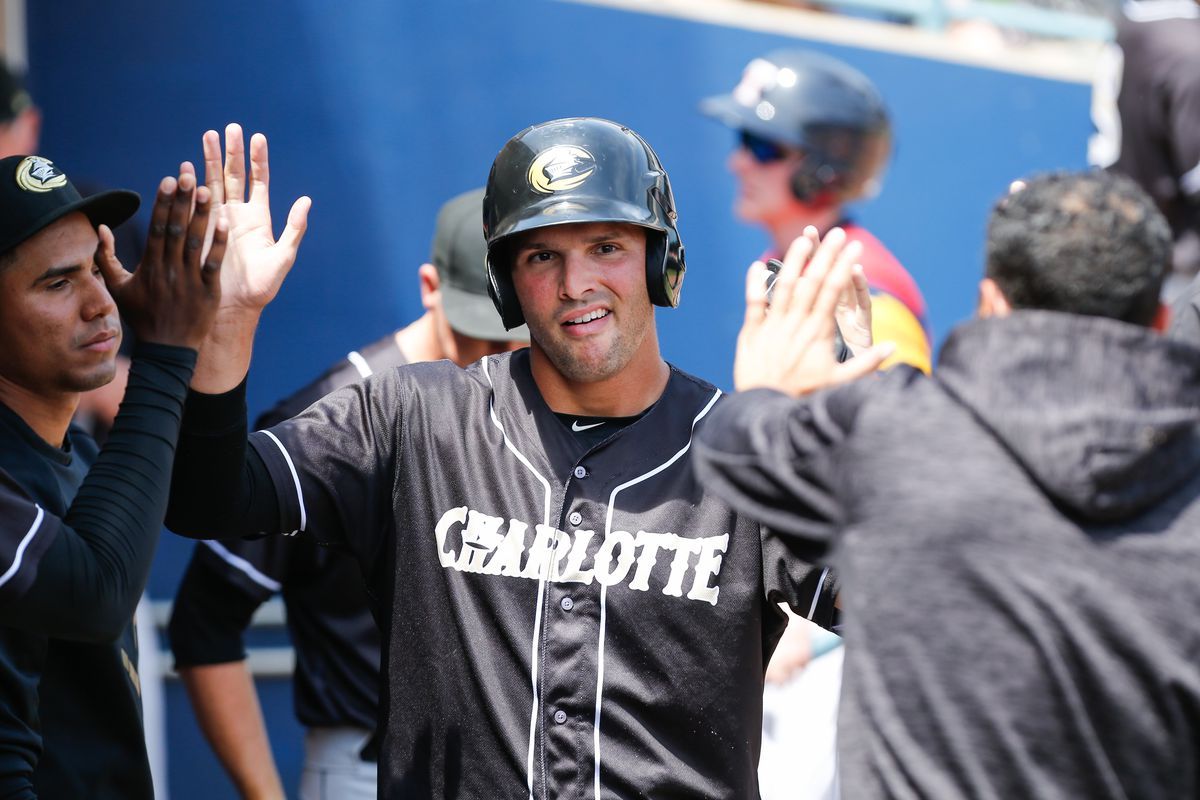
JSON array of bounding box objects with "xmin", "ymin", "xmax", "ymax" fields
[
  {"xmin": 200, "ymin": 123, "xmax": 311, "ymax": 312},
  {"xmin": 789, "ymin": 226, "xmax": 873, "ymax": 355},
  {"xmin": 96, "ymin": 167, "xmax": 227, "ymax": 350},
  {"xmin": 734, "ymin": 227, "xmax": 893, "ymax": 396}
]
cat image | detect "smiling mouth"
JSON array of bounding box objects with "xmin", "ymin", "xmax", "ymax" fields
[{"xmin": 564, "ymin": 309, "xmax": 610, "ymax": 326}]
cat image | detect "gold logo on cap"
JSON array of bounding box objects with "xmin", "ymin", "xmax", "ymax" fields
[
  {"xmin": 528, "ymin": 146, "xmax": 595, "ymax": 195},
  {"xmin": 15, "ymin": 156, "xmax": 68, "ymax": 193}
]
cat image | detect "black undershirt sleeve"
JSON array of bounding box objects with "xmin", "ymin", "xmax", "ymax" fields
[
  {"xmin": 4, "ymin": 343, "xmax": 196, "ymax": 641},
  {"xmin": 165, "ymin": 379, "xmax": 282, "ymax": 540},
  {"xmin": 168, "ymin": 553, "xmax": 262, "ymax": 666}
]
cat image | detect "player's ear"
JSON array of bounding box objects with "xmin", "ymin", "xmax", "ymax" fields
[
  {"xmin": 418, "ymin": 263, "xmax": 441, "ymax": 311},
  {"xmin": 977, "ymin": 277, "xmax": 1012, "ymax": 319}
]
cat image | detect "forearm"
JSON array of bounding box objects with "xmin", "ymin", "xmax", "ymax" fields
[
  {"xmin": 191, "ymin": 310, "xmax": 261, "ymax": 394},
  {"xmin": 696, "ymin": 389, "xmax": 842, "ymax": 538},
  {"xmin": 9, "ymin": 344, "xmax": 196, "ymax": 640},
  {"xmin": 166, "ymin": 379, "xmax": 281, "ymax": 539},
  {"xmin": 179, "ymin": 662, "xmax": 286, "ymax": 800}
]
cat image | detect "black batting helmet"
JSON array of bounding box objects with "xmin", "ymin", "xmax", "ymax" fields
[
  {"xmin": 483, "ymin": 117, "xmax": 685, "ymax": 330},
  {"xmin": 700, "ymin": 49, "xmax": 892, "ymax": 205}
]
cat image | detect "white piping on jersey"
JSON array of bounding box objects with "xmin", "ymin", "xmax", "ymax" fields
[
  {"xmin": 0, "ymin": 505, "xmax": 46, "ymax": 589},
  {"xmin": 592, "ymin": 387, "xmax": 723, "ymax": 800},
  {"xmin": 807, "ymin": 567, "xmax": 831, "ymax": 621},
  {"xmin": 259, "ymin": 430, "xmax": 308, "ymax": 534},
  {"xmin": 481, "ymin": 356, "xmax": 554, "ymax": 800},
  {"xmin": 346, "ymin": 350, "xmax": 374, "ymax": 379},
  {"xmin": 202, "ymin": 540, "xmax": 284, "ymax": 592}
]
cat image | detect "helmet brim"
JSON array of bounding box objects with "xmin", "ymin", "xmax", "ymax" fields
[
  {"xmin": 488, "ymin": 196, "xmax": 664, "ymax": 248},
  {"xmin": 699, "ymin": 94, "xmax": 806, "ymax": 150}
]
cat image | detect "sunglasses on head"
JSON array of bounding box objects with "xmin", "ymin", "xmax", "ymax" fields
[{"xmin": 738, "ymin": 130, "xmax": 789, "ymax": 163}]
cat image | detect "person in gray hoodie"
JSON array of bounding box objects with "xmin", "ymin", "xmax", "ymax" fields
[{"xmin": 694, "ymin": 169, "xmax": 1200, "ymax": 799}]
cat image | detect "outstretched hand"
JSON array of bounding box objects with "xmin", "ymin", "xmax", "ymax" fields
[
  {"xmin": 197, "ymin": 123, "xmax": 311, "ymax": 313},
  {"xmin": 734, "ymin": 227, "xmax": 893, "ymax": 396},
  {"xmin": 96, "ymin": 168, "xmax": 227, "ymax": 350},
  {"xmin": 786, "ymin": 226, "xmax": 874, "ymax": 355}
]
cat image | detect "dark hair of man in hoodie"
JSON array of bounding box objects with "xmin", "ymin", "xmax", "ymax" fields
[{"xmin": 985, "ymin": 170, "xmax": 1171, "ymax": 327}]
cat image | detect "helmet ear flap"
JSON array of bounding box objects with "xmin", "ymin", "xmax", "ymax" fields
[
  {"xmin": 645, "ymin": 184, "xmax": 686, "ymax": 308},
  {"xmin": 790, "ymin": 152, "xmax": 840, "ymax": 206},
  {"xmin": 486, "ymin": 247, "xmax": 527, "ymax": 330},
  {"xmin": 790, "ymin": 163, "xmax": 822, "ymax": 204},
  {"xmin": 645, "ymin": 229, "xmax": 686, "ymax": 308}
]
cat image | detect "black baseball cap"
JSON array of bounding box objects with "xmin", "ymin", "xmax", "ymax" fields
[
  {"xmin": 431, "ymin": 188, "xmax": 528, "ymax": 342},
  {"xmin": 0, "ymin": 155, "xmax": 139, "ymax": 256}
]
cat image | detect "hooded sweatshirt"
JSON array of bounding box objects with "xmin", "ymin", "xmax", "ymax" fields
[{"xmin": 694, "ymin": 310, "xmax": 1200, "ymax": 799}]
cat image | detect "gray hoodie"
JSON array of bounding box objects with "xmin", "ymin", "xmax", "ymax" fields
[{"xmin": 695, "ymin": 310, "xmax": 1200, "ymax": 799}]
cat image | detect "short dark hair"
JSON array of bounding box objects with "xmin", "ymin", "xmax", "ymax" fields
[
  {"xmin": 0, "ymin": 247, "xmax": 15, "ymax": 273},
  {"xmin": 985, "ymin": 170, "xmax": 1171, "ymax": 326}
]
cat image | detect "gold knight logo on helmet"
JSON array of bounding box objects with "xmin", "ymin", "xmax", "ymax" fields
[
  {"xmin": 527, "ymin": 146, "xmax": 595, "ymax": 195},
  {"xmin": 15, "ymin": 156, "xmax": 68, "ymax": 193}
]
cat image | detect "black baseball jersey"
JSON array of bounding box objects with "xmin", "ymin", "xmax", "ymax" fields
[
  {"xmin": 0, "ymin": 470, "xmax": 62, "ymax": 606},
  {"xmin": 169, "ymin": 349, "xmax": 838, "ymax": 799},
  {"xmin": 1091, "ymin": 0, "xmax": 1200, "ymax": 272},
  {"xmin": 170, "ymin": 333, "xmax": 407, "ymax": 732},
  {"xmin": 0, "ymin": 403, "xmax": 151, "ymax": 799}
]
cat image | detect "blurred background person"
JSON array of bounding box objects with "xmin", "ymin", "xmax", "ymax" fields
[
  {"xmin": 701, "ymin": 48, "xmax": 931, "ymax": 373},
  {"xmin": 0, "ymin": 59, "xmax": 37, "ymax": 155},
  {"xmin": 702, "ymin": 48, "xmax": 934, "ymax": 799},
  {"xmin": 1090, "ymin": 0, "xmax": 1200, "ymax": 301},
  {"xmin": 168, "ymin": 187, "xmax": 527, "ymax": 800}
]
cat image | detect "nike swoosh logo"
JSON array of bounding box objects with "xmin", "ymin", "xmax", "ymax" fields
[{"xmin": 572, "ymin": 420, "xmax": 605, "ymax": 432}]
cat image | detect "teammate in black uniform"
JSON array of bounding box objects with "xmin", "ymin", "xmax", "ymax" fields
[
  {"xmin": 168, "ymin": 187, "xmax": 527, "ymax": 800},
  {"xmin": 0, "ymin": 154, "xmax": 226, "ymax": 797},
  {"xmin": 166, "ymin": 118, "xmax": 877, "ymax": 798},
  {"xmin": 1090, "ymin": 0, "xmax": 1200, "ymax": 297}
]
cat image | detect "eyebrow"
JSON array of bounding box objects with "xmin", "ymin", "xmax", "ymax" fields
[{"xmin": 33, "ymin": 264, "xmax": 84, "ymax": 285}]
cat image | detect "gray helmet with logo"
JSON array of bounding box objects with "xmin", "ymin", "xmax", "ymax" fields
[
  {"xmin": 701, "ymin": 49, "xmax": 892, "ymax": 205},
  {"xmin": 483, "ymin": 117, "xmax": 685, "ymax": 330}
]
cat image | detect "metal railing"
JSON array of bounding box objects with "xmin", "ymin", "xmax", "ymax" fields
[{"xmin": 803, "ymin": 0, "xmax": 1115, "ymax": 40}]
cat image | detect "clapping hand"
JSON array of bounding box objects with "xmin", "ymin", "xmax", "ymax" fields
[
  {"xmin": 96, "ymin": 167, "xmax": 227, "ymax": 350},
  {"xmin": 197, "ymin": 123, "xmax": 310, "ymax": 314},
  {"xmin": 734, "ymin": 227, "xmax": 893, "ymax": 396}
]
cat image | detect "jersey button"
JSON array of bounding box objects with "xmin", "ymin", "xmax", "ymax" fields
[
  {"xmin": 573, "ymin": 465, "xmax": 588, "ymax": 479},
  {"xmin": 568, "ymin": 511, "xmax": 583, "ymax": 526},
  {"xmin": 553, "ymin": 709, "xmax": 568, "ymax": 725},
  {"xmin": 560, "ymin": 597, "xmax": 574, "ymax": 611}
]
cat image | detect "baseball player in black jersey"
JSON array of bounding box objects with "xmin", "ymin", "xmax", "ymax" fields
[
  {"xmin": 165, "ymin": 118, "xmax": 874, "ymax": 798},
  {"xmin": 0, "ymin": 154, "xmax": 227, "ymax": 797},
  {"xmin": 1090, "ymin": 0, "xmax": 1200, "ymax": 297},
  {"xmin": 168, "ymin": 187, "xmax": 527, "ymax": 800}
]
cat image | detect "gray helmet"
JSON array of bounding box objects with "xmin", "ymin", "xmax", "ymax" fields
[
  {"xmin": 483, "ymin": 117, "xmax": 685, "ymax": 330},
  {"xmin": 701, "ymin": 49, "xmax": 892, "ymax": 204}
]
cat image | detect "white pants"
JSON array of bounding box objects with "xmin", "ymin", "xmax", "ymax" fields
[
  {"xmin": 759, "ymin": 645, "xmax": 843, "ymax": 800},
  {"xmin": 300, "ymin": 727, "xmax": 378, "ymax": 800}
]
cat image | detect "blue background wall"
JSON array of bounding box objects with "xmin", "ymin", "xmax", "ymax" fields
[{"xmin": 27, "ymin": 1, "xmax": 1090, "ymax": 796}]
